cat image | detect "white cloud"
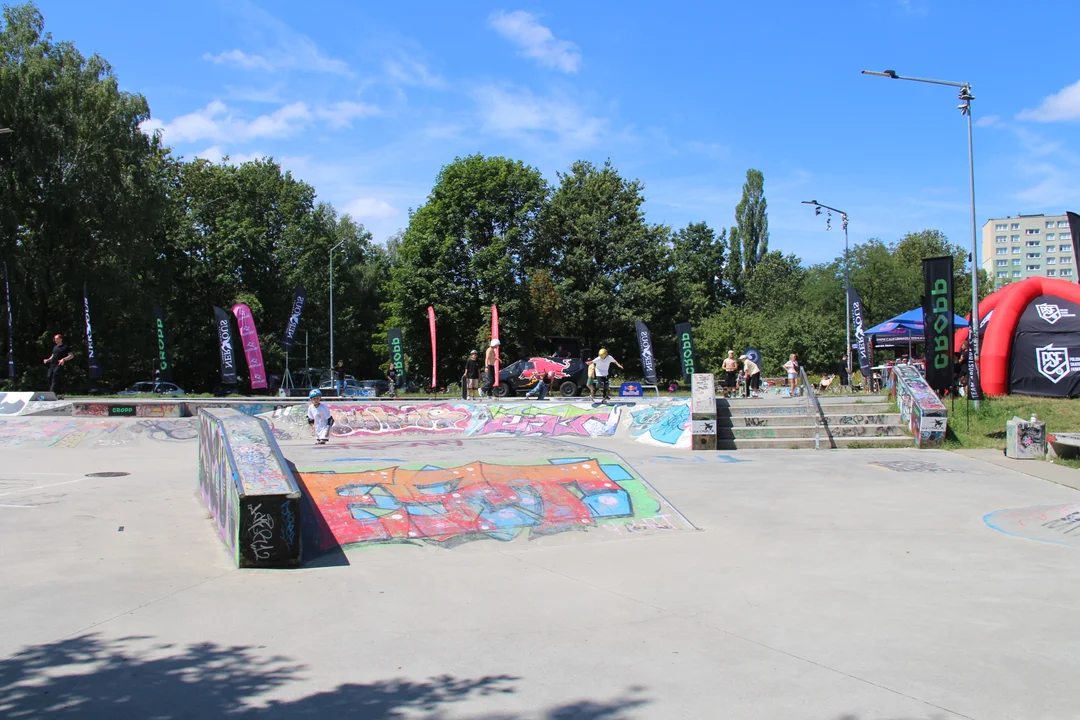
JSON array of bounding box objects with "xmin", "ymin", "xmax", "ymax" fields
[
  {"xmin": 1018, "ymin": 80, "xmax": 1080, "ymax": 123},
  {"xmin": 472, "ymin": 85, "xmax": 605, "ymax": 147},
  {"xmin": 489, "ymin": 10, "xmax": 581, "ymax": 73},
  {"xmin": 142, "ymin": 101, "xmax": 312, "ymax": 144},
  {"xmin": 384, "ymin": 56, "xmax": 445, "ymax": 88},
  {"xmin": 343, "ymin": 197, "xmax": 400, "ymax": 220},
  {"xmin": 316, "ymin": 101, "xmax": 381, "ymax": 129},
  {"xmin": 204, "ymin": 5, "xmax": 351, "ymax": 76},
  {"xmin": 195, "ymin": 145, "xmax": 225, "ymax": 163},
  {"xmin": 975, "ymin": 114, "xmax": 1001, "ymax": 128}
]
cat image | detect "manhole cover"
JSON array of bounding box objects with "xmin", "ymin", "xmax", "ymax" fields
[{"xmin": 85, "ymin": 471, "xmax": 130, "ymax": 478}]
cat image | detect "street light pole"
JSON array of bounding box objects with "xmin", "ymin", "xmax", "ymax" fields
[
  {"xmin": 329, "ymin": 240, "xmax": 345, "ymax": 375},
  {"xmin": 803, "ymin": 201, "xmax": 852, "ymax": 376},
  {"xmin": 861, "ymin": 69, "xmax": 981, "ymax": 409}
]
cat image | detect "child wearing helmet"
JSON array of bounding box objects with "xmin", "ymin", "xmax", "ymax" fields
[{"xmin": 307, "ymin": 389, "xmax": 333, "ymax": 444}]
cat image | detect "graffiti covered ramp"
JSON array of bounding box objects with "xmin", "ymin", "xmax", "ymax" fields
[
  {"xmin": 0, "ymin": 416, "xmax": 200, "ymax": 449},
  {"xmin": 281, "ymin": 437, "xmax": 694, "ymax": 557}
]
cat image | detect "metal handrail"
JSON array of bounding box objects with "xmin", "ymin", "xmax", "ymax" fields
[{"xmin": 799, "ymin": 366, "xmax": 835, "ymax": 449}]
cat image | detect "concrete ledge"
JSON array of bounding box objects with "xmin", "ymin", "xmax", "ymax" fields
[{"xmin": 198, "ymin": 408, "xmax": 301, "ymax": 568}]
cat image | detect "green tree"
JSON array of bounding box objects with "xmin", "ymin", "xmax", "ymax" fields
[
  {"xmin": 743, "ymin": 251, "xmax": 805, "ymax": 314},
  {"xmin": 539, "ymin": 159, "xmax": 671, "ymax": 377},
  {"xmin": 670, "ymin": 221, "xmax": 726, "ymax": 323},
  {"xmin": 0, "ymin": 2, "xmax": 171, "ymax": 390},
  {"xmin": 734, "ymin": 169, "xmax": 769, "ymax": 275},
  {"xmin": 386, "ymin": 154, "xmax": 548, "ymax": 385}
]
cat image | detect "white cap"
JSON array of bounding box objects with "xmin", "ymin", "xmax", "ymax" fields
[{"xmin": 490, "ymin": 339, "xmax": 501, "ymax": 347}]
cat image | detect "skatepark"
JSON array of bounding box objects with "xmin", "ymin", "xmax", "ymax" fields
[{"xmin": 3, "ymin": 395, "xmax": 1080, "ymax": 719}]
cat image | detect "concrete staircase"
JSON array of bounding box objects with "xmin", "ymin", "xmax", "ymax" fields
[{"xmin": 716, "ymin": 394, "xmax": 911, "ymax": 449}]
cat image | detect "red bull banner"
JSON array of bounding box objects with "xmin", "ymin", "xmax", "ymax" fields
[
  {"xmin": 428, "ymin": 305, "xmax": 437, "ymax": 388},
  {"xmin": 231, "ymin": 303, "xmax": 267, "ymax": 390},
  {"xmin": 491, "ymin": 304, "xmax": 500, "ymax": 387}
]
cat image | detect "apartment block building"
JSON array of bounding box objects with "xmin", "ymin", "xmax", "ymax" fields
[{"xmin": 982, "ymin": 213, "xmax": 1075, "ymax": 287}]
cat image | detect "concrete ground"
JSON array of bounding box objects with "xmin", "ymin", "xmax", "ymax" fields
[{"xmin": 2, "ymin": 420, "xmax": 1080, "ymax": 719}]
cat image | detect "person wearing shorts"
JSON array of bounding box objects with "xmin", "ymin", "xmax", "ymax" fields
[
  {"xmin": 783, "ymin": 353, "xmax": 800, "ymax": 395},
  {"xmin": 463, "ymin": 350, "xmax": 481, "ymax": 400},
  {"xmin": 739, "ymin": 355, "xmax": 761, "ymax": 398},
  {"xmin": 721, "ymin": 351, "xmax": 739, "ymax": 398},
  {"xmin": 586, "ymin": 360, "xmax": 597, "ymax": 400}
]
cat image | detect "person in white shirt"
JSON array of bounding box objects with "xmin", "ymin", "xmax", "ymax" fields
[
  {"xmin": 588, "ymin": 348, "xmax": 623, "ymax": 402},
  {"xmin": 306, "ymin": 389, "xmax": 334, "ymax": 444},
  {"xmin": 783, "ymin": 353, "xmax": 800, "ymax": 395}
]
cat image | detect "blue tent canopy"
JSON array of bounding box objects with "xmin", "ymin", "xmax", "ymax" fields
[{"xmin": 865, "ymin": 308, "xmax": 970, "ymax": 337}]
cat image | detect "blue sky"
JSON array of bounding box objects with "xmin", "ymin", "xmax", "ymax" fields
[{"xmin": 36, "ymin": 0, "xmax": 1080, "ymax": 265}]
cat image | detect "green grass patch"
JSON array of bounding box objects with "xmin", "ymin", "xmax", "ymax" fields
[{"xmin": 943, "ymin": 395, "xmax": 1080, "ymax": 451}]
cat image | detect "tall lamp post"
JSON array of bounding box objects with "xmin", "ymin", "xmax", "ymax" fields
[
  {"xmin": 802, "ymin": 201, "xmax": 852, "ymax": 377},
  {"xmin": 861, "ymin": 68, "xmax": 981, "ymax": 409},
  {"xmin": 329, "ymin": 240, "xmax": 345, "ymax": 375}
]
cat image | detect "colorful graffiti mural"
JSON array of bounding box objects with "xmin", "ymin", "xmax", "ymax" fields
[
  {"xmin": 299, "ymin": 456, "xmax": 691, "ymax": 551},
  {"xmin": 0, "ymin": 418, "xmax": 122, "ymax": 447},
  {"xmin": 274, "ymin": 402, "xmax": 623, "ymax": 440},
  {"xmin": 893, "ymin": 365, "xmax": 947, "ymax": 448},
  {"xmin": 984, "ymin": 503, "xmax": 1080, "ymax": 548},
  {"xmin": 629, "ymin": 400, "xmax": 691, "ymax": 448}
]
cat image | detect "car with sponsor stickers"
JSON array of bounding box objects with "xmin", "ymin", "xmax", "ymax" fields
[{"xmin": 492, "ymin": 356, "xmax": 589, "ymax": 398}]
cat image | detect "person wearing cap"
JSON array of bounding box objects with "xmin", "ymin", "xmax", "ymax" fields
[
  {"xmin": 588, "ymin": 348, "xmax": 623, "ymax": 402},
  {"xmin": 482, "ymin": 339, "xmax": 500, "ymax": 398},
  {"xmin": 306, "ymin": 389, "xmax": 334, "ymax": 444},
  {"xmin": 463, "ymin": 350, "xmax": 481, "ymax": 400},
  {"xmin": 739, "ymin": 354, "xmax": 762, "ymax": 398}
]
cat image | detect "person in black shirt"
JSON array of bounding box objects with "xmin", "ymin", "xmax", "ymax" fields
[
  {"xmin": 386, "ymin": 362, "xmax": 398, "ymax": 398},
  {"xmin": 334, "ymin": 360, "xmax": 347, "ymax": 397},
  {"xmin": 42, "ymin": 334, "xmax": 74, "ymax": 394},
  {"xmin": 463, "ymin": 350, "xmax": 480, "ymax": 400}
]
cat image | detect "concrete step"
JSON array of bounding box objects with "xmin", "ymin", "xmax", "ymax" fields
[
  {"xmin": 718, "ymin": 436, "xmax": 914, "ymax": 450},
  {"xmin": 722, "ymin": 424, "xmax": 908, "ymax": 440},
  {"xmin": 717, "ymin": 394, "xmax": 888, "ymax": 408},
  {"xmin": 720, "ymin": 403, "xmax": 893, "ymax": 417},
  {"xmin": 718, "ymin": 413, "xmax": 903, "ymax": 428}
]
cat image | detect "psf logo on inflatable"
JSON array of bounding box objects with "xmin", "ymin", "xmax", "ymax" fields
[
  {"xmin": 1037, "ymin": 344, "xmax": 1072, "ymax": 383},
  {"xmin": 1036, "ymin": 303, "xmax": 1076, "ymax": 325},
  {"xmin": 155, "ymin": 318, "xmax": 168, "ymax": 372}
]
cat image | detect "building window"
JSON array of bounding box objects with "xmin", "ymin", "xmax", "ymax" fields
[
  {"xmin": 1026, "ymin": 228, "xmax": 1041, "ymax": 235},
  {"xmin": 1060, "ymin": 221, "xmax": 1070, "ymax": 228},
  {"xmin": 1013, "ymin": 271, "xmax": 1022, "ymax": 277},
  {"xmin": 1011, "ymin": 235, "xmax": 1021, "ymax": 241},
  {"xmin": 1064, "ymin": 269, "xmax": 1074, "ymax": 277},
  {"xmin": 1028, "ymin": 253, "xmax": 1041, "ymax": 258},
  {"xmin": 1047, "ymin": 245, "xmax": 1057, "ymax": 252},
  {"xmin": 1027, "ymin": 265, "xmax": 1041, "ymax": 271},
  {"xmin": 1013, "ymin": 259, "xmax": 1021, "ymax": 265},
  {"xmin": 1047, "ymin": 257, "xmax": 1056, "ymax": 265},
  {"xmin": 1047, "ymin": 221, "xmax": 1057, "ymax": 228},
  {"xmin": 995, "ymin": 235, "xmax": 1007, "ymax": 243},
  {"xmin": 1026, "ymin": 240, "xmax": 1041, "ymax": 247},
  {"xmin": 1011, "ymin": 223, "xmax": 1021, "ymax": 230},
  {"xmin": 996, "ymin": 248, "xmax": 1007, "ymax": 255},
  {"xmin": 997, "ymin": 272, "xmax": 1008, "ymax": 278},
  {"xmin": 1047, "ymin": 269, "xmax": 1057, "ymax": 276},
  {"xmin": 1061, "ymin": 234, "xmax": 1072, "ymax": 242},
  {"xmin": 995, "ymin": 259, "xmax": 1008, "ymax": 266},
  {"xmin": 1063, "ymin": 256, "xmax": 1073, "ymax": 264},
  {"xmin": 1047, "ymin": 233, "xmax": 1056, "ymax": 240}
]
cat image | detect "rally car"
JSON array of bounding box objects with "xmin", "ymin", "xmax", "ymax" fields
[{"xmin": 492, "ymin": 356, "xmax": 588, "ymax": 397}]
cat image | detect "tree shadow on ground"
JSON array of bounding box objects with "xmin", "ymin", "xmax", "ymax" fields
[{"xmin": 0, "ymin": 634, "xmax": 649, "ymax": 719}]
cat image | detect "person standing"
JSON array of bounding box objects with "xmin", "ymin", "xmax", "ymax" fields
[
  {"xmin": 739, "ymin": 354, "xmax": 762, "ymax": 399},
  {"xmin": 837, "ymin": 353, "xmax": 850, "ymax": 389},
  {"xmin": 783, "ymin": 353, "xmax": 800, "ymax": 395},
  {"xmin": 306, "ymin": 389, "xmax": 333, "ymax": 444},
  {"xmin": 42, "ymin": 334, "xmax": 74, "ymax": 395},
  {"xmin": 589, "ymin": 348, "xmax": 623, "ymax": 403},
  {"xmin": 334, "ymin": 360, "xmax": 347, "ymax": 397},
  {"xmin": 587, "ymin": 360, "xmax": 597, "ymax": 401},
  {"xmin": 721, "ymin": 351, "xmax": 739, "ymax": 398},
  {"xmin": 463, "ymin": 350, "xmax": 481, "ymax": 400},
  {"xmin": 482, "ymin": 339, "xmax": 500, "ymax": 398},
  {"xmin": 386, "ymin": 362, "xmax": 399, "ymax": 398}
]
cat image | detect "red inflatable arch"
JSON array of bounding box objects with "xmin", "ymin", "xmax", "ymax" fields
[{"xmin": 954, "ymin": 277, "xmax": 1080, "ymax": 395}]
